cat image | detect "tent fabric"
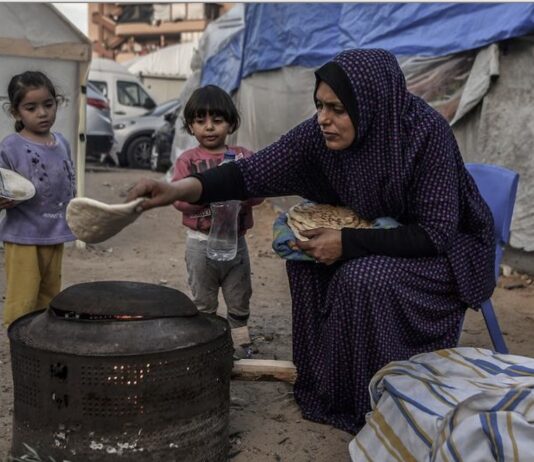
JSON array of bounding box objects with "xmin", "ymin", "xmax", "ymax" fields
[
  {"xmin": 241, "ymin": 3, "xmax": 342, "ymax": 77},
  {"xmin": 181, "ymin": 4, "xmax": 534, "ymax": 251},
  {"xmin": 339, "ymin": 3, "xmax": 534, "ymax": 57},
  {"xmin": 201, "ymin": 3, "xmax": 534, "ymax": 93},
  {"xmin": 198, "ymin": 3, "xmax": 245, "ymax": 93},
  {"xmin": 2, "ymin": 3, "xmax": 87, "ymax": 47},
  {"xmin": 450, "ymin": 44, "xmax": 500, "ymax": 126},
  {"xmin": 453, "ymin": 37, "xmax": 534, "ymax": 251},
  {"xmin": 401, "ymin": 52, "xmax": 476, "ymax": 123}
]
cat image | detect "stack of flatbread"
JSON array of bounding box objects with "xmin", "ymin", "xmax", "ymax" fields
[{"xmin": 287, "ymin": 202, "xmax": 372, "ymax": 241}]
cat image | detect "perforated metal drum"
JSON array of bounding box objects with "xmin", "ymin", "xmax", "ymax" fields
[{"xmin": 8, "ymin": 281, "xmax": 233, "ymax": 461}]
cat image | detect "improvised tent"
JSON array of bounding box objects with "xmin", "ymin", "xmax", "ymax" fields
[
  {"xmin": 186, "ymin": 3, "xmax": 534, "ymax": 253},
  {"xmin": 0, "ymin": 3, "xmax": 92, "ymax": 197}
]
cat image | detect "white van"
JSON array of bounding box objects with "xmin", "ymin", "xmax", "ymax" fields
[{"xmin": 88, "ymin": 58, "xmax": 158, "ymax": 121}]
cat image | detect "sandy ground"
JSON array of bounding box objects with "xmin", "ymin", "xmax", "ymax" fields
[{"xmin": 1, "ymin": 165, "xmax": 534, "ymax": 461}]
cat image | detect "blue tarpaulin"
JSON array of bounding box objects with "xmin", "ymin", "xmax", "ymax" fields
[{"xmin": 201, "ymin": 3, "xmax": 534, "ymax": 92}]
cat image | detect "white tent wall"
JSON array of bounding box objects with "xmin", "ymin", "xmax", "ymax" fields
[
  {"xmin": 0, "ymin": 57, "xmax": 80, "ymax": 160},
  {"xmin": 453, "ymin": 37, "xmax": 534, "ymax": 256},
  {"xmin": 0, "ymin": 3, "xmax": 91, "ymax": 199},
  {"xmin": 232, "ymin": 67, "xmax": 317, "ymax": 152}
]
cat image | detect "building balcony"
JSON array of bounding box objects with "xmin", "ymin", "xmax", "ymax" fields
[{"xmin": 115, "ymin": 19, "xmax": 207, "ymax": 36}]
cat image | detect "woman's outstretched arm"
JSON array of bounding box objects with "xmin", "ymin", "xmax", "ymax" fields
[{"xmin": 126, "ymin": 176, "xmax": 203, "ymax": 211}]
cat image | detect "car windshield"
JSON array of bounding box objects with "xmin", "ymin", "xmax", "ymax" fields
[{"xmin": 145, "ymin": 99, "xmax": 180, "ymax": 117}]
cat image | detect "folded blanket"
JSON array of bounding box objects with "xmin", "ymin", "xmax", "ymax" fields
[
  {"xmin": 349, "ymin": 347, "xmax": 534, "ymax": 461},
  {"xmin": 272, "ymin": 211, "xmax": 400, "ymax": 261}
]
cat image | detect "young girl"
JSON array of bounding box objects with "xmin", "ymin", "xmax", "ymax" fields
[
  {"xmin": 172, "ymin": 84, "xmax": 262, "ymax": 359},
  {"xmin": 0, "ymin": 71, "xmax": 76, "ymax": 326}
]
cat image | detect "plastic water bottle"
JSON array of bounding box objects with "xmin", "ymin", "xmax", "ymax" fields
[{"xmin": 206, "ymin": 151, "xmax": 241, "ymax": 261}]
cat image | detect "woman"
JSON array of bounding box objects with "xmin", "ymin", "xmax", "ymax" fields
[{"xmin": 127, "ymin": 49, "xmax": 495, "ymax": 433}]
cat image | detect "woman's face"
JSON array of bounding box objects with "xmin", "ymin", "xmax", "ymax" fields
[{"xmin": 315, "ymin": 81, "xmax": 355, "ymax": 150}]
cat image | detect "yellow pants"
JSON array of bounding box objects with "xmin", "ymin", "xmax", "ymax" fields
[{"xmin": 2, "ymin": 242, "xmax": 64, "ymax": 327}]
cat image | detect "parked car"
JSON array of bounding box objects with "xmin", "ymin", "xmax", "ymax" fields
[
  {"xmin": 86, "ymin": 81, "xmax": 117, "ymax": 164},
  {"xmin": 150, "ymin": 106, "xmax": 179, "ymax": 172},
  {"xmin": 89, "ymin": 58, "xmax": 157, "ymax": 121},
  {"xmin": 113, "ymin": 98, "xmax": 181, "ymax": 169}
]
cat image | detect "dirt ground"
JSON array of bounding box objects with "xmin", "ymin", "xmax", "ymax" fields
[{"xmin": 1, "ymin": 165, "xmax": 534, "ymax": 461}]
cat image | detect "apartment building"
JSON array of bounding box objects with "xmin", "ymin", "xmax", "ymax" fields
[{"xmin": 88, "ymin": 3, "xmax": 232, "ymax": 63}]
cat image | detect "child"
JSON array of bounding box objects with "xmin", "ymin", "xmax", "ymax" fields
[
  {"xmin": 0, "ymin": 71, "xmax": 76, "ymax": 326},
  {"xmin": 172, "ymin": 85, "xmax": 263, "ymax": 359}
]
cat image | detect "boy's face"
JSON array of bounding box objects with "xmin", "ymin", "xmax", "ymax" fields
[{"xmin": 189, "ymin": 113, "xmax": 232, "ymax": 153}]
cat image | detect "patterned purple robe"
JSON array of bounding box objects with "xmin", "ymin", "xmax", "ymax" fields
[{"xmin": 237, "ymin": 49, "xmax": 495, "ymax": 433}]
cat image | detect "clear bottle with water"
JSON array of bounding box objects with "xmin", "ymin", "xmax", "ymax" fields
[{"xmin": 206, "ymin": 151, "xmax": 241, "ymax": 261}]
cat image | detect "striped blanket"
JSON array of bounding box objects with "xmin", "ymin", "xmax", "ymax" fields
[{"xmin": 349, "ymin": 347, "xmax": 534, "ymax": 461}]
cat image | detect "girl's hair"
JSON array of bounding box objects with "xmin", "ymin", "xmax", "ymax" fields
[
  {"xmin": 7, "ymin": 71, "xmax": 61, "ymax": 132},
  {"xmin": 182, "ymin": 85, "xmax": 240, "ymax": 135}
]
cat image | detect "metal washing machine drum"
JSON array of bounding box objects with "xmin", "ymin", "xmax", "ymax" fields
[{"xmin": 8, "ymin": 281, "xmax": 233, "ymax": 461}]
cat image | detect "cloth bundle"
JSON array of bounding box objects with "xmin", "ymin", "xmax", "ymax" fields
[{"xmin": 349, "ymin": 347, "xmax": 534, "ymax": 461}]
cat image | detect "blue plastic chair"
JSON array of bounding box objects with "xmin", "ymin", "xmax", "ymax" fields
[{"xmin": 464, "ymin": 163, "xmax": 519, "ymax": 354}]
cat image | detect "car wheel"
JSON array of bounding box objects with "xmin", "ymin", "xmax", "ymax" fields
[{"xmin": 126, "ymin": 136, "xmax": 153, "ymax": 169}]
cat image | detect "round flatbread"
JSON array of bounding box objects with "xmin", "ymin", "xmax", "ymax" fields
[
  {"xmin": 66, "ymin": 197, "xmax": 145, "ymax": 243},
  {"xmin": 287, "ymin": 202, "xmax": 371, "ymax": 241},
  {"xmin": 0, "ymin": 168, "xmax": 36, "ymax": 201}
]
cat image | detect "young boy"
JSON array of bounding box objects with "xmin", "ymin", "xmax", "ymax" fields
[{"xmin": 172, "ymin": 85, "xmax": 263, "ymax": 359}]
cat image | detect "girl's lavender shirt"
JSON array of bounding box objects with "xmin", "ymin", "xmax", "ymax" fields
[{"xmin": 0, "ymin": 132, "xmax": 76, "ymax": 244}]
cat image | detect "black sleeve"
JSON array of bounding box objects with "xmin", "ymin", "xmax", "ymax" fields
[
  {"xmin": 341, "ymin": 224, "xmax": 439, "ymax": 260},
  {"xmin": 189, "ymin": 162, "xmax": 248, "ymax": 204}
]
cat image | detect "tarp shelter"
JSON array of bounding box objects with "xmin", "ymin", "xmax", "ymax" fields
[
  {"xmin": 182, "ymin": 3, "xmax": 534, "ymax": 252},
  {"xmin": 0, "ymin": 3, "xmax": 92, "ymax": 197}
]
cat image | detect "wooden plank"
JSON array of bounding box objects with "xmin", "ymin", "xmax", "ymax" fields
[
  {"xmin": 0, "ymin": 38, "xmax": 90, "ymax": 62},
  {"xmin": 232, "ymin": 359, "xmax": 297, "ymax": 384}
]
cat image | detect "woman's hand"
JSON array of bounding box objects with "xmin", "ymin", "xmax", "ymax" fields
[
  {"xmin": 126, "ymin": 177, "xmax": 203, "ymax": 212},
  {"xmin": 296, "ymin": 228, "xmax": 342, "ymax": 265},
  {"xmin": 0, "ymin": 198, "xmax": 16, "ymax": 210}
]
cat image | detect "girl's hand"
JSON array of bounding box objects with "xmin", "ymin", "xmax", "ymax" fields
[
  {"xmin": 126, "ymin": 177, "xmax": 203, "ymax": 211},
  {"xmin": 296, "ymin": 228, "xmax": 342, "ymax": 265},
  {"xmin": 0, "ymin": 198, "xmax": 16, "ymax": 209}
]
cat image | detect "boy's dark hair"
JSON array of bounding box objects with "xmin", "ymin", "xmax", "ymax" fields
[
  {"xmin": 182, "ymin": 85, "xmax": 240, "ymax": 135},
  {"xmin": 6, "ymin": 71, "xmax": 61, "ymax": 132}
]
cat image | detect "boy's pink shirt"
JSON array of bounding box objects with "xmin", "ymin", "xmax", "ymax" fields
[{"xmin": 171, "ymin": 145, "xmax": 263, "ymax": 234}]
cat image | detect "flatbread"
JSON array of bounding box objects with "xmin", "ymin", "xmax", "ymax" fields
[
  {"xmin": 287, "ymin": 202, "xmax": 372, "ymax": 241},
  {"xmin": 66, "ymin": 197, "xmax": 145, "ymax": 243},
  {"xmin": 0, "ymin": 168, "xmax": 36, "ymax": 201}
]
